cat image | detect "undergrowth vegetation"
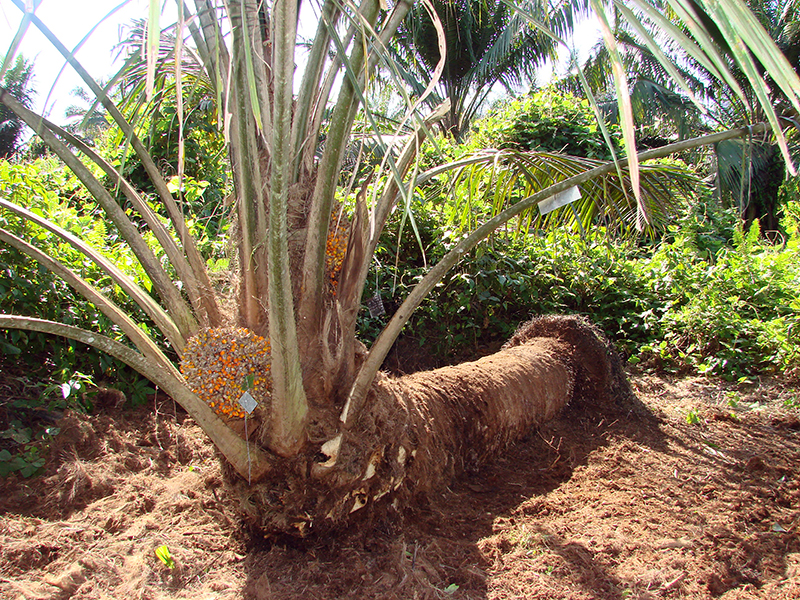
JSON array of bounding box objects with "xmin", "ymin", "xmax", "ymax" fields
[
  {"xmin": 360, "ymin": 195, "xmax": 800, "ymax": 380},
  {"xmin": 354, "ymin": 89, "xmax": 800, "ymax": 378},
  {"xmin": 0, "ymin": 158, "xmax": 164, "ymax": 386},
  {"xmin": 0, "ymin": 158, "xmax": 160, "ymax": 475}
]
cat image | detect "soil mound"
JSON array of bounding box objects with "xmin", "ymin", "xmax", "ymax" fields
[{"xmin": 2, "ymin": 373, "xmax": 799, "ymax": 599}]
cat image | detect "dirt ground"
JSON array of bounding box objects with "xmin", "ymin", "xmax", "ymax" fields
[{"xmin": 1, "ymin": 372, "xmax": 799, "ymax": 600}]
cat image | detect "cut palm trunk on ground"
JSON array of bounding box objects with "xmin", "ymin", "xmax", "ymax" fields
[{"xmin": 223, "ymin": 315, "xmax": 633, "ymax": 536}]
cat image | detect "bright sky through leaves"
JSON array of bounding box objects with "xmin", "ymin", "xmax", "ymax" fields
[
  {"xmin": 1, "ymin": 0, "xmax": 600, "ymax": 125},
  {"xmin": 0, "ymin": 0, "xmax": 175, "ymax": 120}
]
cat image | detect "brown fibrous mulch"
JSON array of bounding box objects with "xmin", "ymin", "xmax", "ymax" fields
[{"xmin": 1, "ymin": 372, "xmax": 799, "ymax": 599}]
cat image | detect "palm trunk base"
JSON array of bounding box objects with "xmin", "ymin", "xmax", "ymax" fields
[{"xmin": 221, "ymin": 315, "xmax": 633, "ymax": 536}]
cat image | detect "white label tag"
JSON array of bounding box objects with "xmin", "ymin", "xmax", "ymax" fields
[
  {"xmin": 238, "ymin": 391, "xmax": 258, "ymax": 414},
  {"xmin": 538, "ymin": 186, "xmax": 581, "ymax": 215},
  {"xmin": 366, "ymin": 292, "xmax": 385, "ymax": 318}
]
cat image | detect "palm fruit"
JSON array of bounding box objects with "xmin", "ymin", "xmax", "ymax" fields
[
  {"xmin": 180, "ymin": 327, "xmax": 272, "ymax": 420},
  {"xmin": 326, "ymin": 220, "xmax": 348, "ymax": 294}
]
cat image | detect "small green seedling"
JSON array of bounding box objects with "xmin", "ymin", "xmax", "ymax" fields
[
  {"xmin": 686, "ymin": 409, "xmax": 701, "ymax": 425},
  {"xmin": 155, "ymin": 545, "xmax": 175, "ymax": 569},
  {"xmin": 784, "ymin": 395, "xmax": 800, "ymax": 410}
]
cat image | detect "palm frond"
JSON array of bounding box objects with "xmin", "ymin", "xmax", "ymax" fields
[{"xmin": 444, "ymin": 149, "xmax": 696, "ymax": 235}]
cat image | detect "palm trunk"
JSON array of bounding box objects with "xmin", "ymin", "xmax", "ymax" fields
[{"xmin": 223, "ymin": 315, "xmax": 631, "ymax": 535}]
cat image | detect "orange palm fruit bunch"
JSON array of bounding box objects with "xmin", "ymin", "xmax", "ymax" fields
[
  {"xmin": 180, "ymin": 327, "xmax": 272, "ymax": 420},
  {"xmin": 326, "ymin": 220, "xmax": 348, "ymax": 294}
]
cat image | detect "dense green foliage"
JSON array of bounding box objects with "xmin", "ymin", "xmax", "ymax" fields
[
  {"xmin": 469, "ymin": 88, "xmax": 622, "ymax": 159},
  {"xmin": 360, "ymin": 195, "xmax": 800, "ymax": 379},
  {"xmin": 0, "ymin": 159, "xmax": 157, "ymax": 413},
  {"xmin": 0, "ymin": 159, "xmax": 154, "ymax": 475},
  {"xmin": 348, "ymin": 89, "xmax": 800, "ymax": 378},
  {"xmin": 1, "ymin": 67, "xmax": 233, "ymax": 475},
  {"xmin": 0, "ymin": 55, "xmax": 35, "ymax": 159},
  {"xmin": 102, "ymin": 96, "xmax": 232, "ymax": 244},
  {"xmin": 0, "ymin": 106, "xmax": 234, "ymax": 472}
]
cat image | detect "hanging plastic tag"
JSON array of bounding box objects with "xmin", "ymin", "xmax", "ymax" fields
[
  {"xmin": 237, "ymin": 390, "xmax": 258, "ymax": 484},
  {"xmin": 538, "ymin": 185, "xmax": 581, "ymax": 215},
  {"xmin": 366, "ymin": 289, "xmax": 385, "ymax": 318},
  {"xmin": 238, "ymin": 390, "xmax": 258, "ymax": 414}
]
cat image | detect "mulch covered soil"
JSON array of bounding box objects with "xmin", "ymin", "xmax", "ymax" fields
[{"xmin": 1, "ymin": 373, "xmax": 799, "ymax": 599}]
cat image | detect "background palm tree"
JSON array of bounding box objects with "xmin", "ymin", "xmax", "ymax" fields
[
  {"xmin": 561, "ymin": 29, "xmax": 707, "ymax": 144},
  {"xmin": 63, "ymin": 87, "xmax": 110, "ymax": 143},
  {"xmin": 710, "ymin": 0, "xmax": 800, "ymax": 232},
  {"xmin": 0, "ymin": 55, "xmax": 34, "ymax": 158},
  {"xmin": 564, "ymin": 0, "xmax": 800, "ymax": 232},
  {"xmin": 392, "ymin": 0, "xmax": 590, "ymax": 139}
]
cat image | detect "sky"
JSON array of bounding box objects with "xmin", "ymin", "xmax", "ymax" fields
[
  {"xmin": 1, "ymin": 0, "xmax": 171, "ymax": 121},
  {"xmin": 1, "ymin": 0, "xmax": 601, "ymax": 125}
]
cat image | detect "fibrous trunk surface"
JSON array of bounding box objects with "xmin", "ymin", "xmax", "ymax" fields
[{"xmin": 225, "ymin": 315, "xmax": 633, "ymax": 535}]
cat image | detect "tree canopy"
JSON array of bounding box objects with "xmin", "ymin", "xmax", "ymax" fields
[
  {"xmin": 392, "ymin": 0, "xmax": 590, "ymax": 138},
  {"xmin": 0, "ymin": 55, "xmax": 34, "ymax": 158}
]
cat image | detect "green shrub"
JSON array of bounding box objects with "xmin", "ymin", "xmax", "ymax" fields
[
  {"xmin": 468, "ymin": 88, "xmax": 622, "ymax": 159},
  {"xmin": 360, "ymin": 197, "xmax": 800, "ymax": 379},
  {"xmin": 646, "ymin": 219, "xmax": 800, "ymax": 377},
  {"xmin": 0, "ymin": 158, "xmax": 161, "ymax": 403}
]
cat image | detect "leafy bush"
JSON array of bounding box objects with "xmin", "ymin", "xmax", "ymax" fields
[
  {"xmin": 0, "ymin": 86, "xmax": 235, "ymax": 452},
  {"xmin": 0, "ymin": 159, "xmax": 161, "ymax": 401},
  {"xmin": 0, "ymin": 157, "xmax": 175, "ymax": 474},
  {"xmin": 96, "ymin": 91, "xmax": 233, "ymax": 246},
  {"xmin": 468, "ymin": 88, "xmax": 622, "ymax": 159},
  {"xmin": 361, "ymin": 197, "xmax": 800, "ymax": 379},
  {"xmin": 646, "ymin": 219, "xmax": 800, "ymax": 377}
]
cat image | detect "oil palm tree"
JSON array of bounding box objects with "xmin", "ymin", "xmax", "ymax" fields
[
  {"xmin": 1, "ymin": 0, "xmax": 798, "ymax": 536},
  {"xmin": 63, "ymin": 87, "xmax": 110, "ymax": 142},
  {"xmin": 563, "ymin": 0, "xmax": 800, "ymax": 231},
  {"xmin": 710, "ymin": 0, "xmax": 800, "ymax": 231},
  {"xmin": 561, "ymin": 29, "xmax": 707, "ymax": 144}
]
